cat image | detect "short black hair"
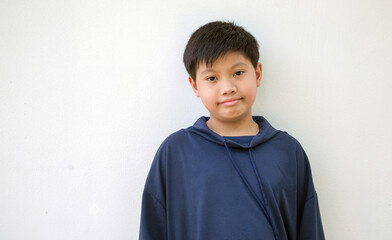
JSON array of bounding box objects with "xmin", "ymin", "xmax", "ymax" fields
[{"xmin": 183, "ymin": 21, "xmax": 259, "ymax": 80}]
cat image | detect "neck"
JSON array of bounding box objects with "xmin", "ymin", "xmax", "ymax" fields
[{"xmin": 206, "ymin": 114, "xmax": 259, "ymax": 136}]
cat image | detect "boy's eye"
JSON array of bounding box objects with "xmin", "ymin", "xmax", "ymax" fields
[
  {"xmin": 206, "ymin": 76, "xmax": 217, "ymax": 81},
  {"xmin": 234, "ymin": 71, "xmax": 244, "ymax": 76}
]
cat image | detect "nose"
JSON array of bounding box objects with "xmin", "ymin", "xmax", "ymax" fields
[{"xmin": 219, "ymin": 77, "xmax": 237, "ymax": 95}]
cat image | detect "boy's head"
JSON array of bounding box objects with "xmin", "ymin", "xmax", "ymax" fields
[
  {"xmin": 183, "ymin": 21, "xmax": 259, "ymax": 81},
  {"xmin": 183, "ymin": 21, "xmax": 262, "ymax": 126}
]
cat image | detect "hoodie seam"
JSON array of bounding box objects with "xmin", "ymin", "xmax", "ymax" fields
[
  {"xmin": 305, "ymin": 193, "xmax": 316, "ymax": 202},
  {"xmin": 185, "ymin": 129, "xmax": 225, "ymax": 146},
  {"xmin": 144, "ymin": 188, "xmax": 166, "ymax": 210}
]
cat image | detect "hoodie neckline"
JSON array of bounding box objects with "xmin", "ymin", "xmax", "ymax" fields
[
  {"xmin": 223, "ymin": 136, "xmax": 254, "ymax": 146},
  {"xmin": 187, "ymin": 116, "xmax": 282, "ymax": 149}
]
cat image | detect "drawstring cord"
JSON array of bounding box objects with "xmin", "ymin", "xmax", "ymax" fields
[
  {"xmin": 223, "ymin": 141, "xmax": 279, "ymax": 240},
  {"xmin": 248, "ymin": 148, "xmax": 280, "ymax": 240}
]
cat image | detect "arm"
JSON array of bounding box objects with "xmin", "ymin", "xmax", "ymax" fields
[
  {"xmin": 296, "ymin": 146, "xmax": 325, "ymax": 240},
  {"xmin": 139, "ymin": 189, "xmax": 167, "ymax": 240},
  {"xmin": 139, "ymin": 143, "xmax": 168, "ymax": 240}
]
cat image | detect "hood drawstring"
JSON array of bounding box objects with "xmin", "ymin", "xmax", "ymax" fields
[{"xmin": 223, "ymin": 141, "xmax": 280, "ymax": 240}]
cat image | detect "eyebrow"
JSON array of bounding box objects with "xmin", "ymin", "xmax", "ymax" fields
[{"xmin": 199, "ymin": 62, "xmax": 248, "ymax": 75}]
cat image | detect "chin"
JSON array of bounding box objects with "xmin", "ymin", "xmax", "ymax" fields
[{"xmin": 218, "ymin": 114, "xmax": 249, "ymax": 123}]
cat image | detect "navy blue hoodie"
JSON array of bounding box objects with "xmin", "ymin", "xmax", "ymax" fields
[{"xmin": 139, "ymin": 116, "xmax": 325, "ymax": 240}]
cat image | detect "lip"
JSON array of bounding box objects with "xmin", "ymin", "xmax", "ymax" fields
[{"xmin": 220, "ymin": 98, "xmax": 242, "ymax": 106}]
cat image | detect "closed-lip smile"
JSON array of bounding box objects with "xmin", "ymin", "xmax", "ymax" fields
[{"xmin": 220, "ymin": 97, "xmax": 242, "ymax": 106}]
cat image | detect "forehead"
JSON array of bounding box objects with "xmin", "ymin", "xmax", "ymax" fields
[{"xmin": 196, "ymin": 51, "xmax": 252, "ymax": 74}]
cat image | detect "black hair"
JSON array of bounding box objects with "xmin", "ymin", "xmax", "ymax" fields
[{"xmin": 183, "ymin": 21, "xmax": 259, "ymax": 80}]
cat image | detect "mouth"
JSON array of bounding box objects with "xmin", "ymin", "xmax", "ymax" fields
[{"xmin": 220, "ymin": 98, "xmax": 242, "ymax": 106}]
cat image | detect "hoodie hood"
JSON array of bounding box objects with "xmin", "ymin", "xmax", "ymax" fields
[{"xmin": 187, "ymin": 116, "xmax": 283, "ymax": 148}]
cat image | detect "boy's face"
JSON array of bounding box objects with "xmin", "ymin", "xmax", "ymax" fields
[{"xmin": 189, "ymin": 51, "xmax": 262, "ymax": 124}]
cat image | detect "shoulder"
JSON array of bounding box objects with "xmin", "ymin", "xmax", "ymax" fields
[
  {"xmin": 153, "ymin": 128, "xmax": 196, "ymax": 158},
  {"xmin": 159, "ymin": 128, "xmax": 190, "ymax": 148},
  {"xmin": 270, "ymin": 130, "xmax": 305, "ymax": 152},
  {"xmin": 144, "ymin": 129, "xmax": 189, "ymax": 192},
  {"xmin": 273, "ymin": 131, "xmax": 313, "ymax": 173}
]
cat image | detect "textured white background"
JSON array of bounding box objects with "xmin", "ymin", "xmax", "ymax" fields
[{"xmin": 1, "ymin": 0, "xmax": 391, "ymax": 239}]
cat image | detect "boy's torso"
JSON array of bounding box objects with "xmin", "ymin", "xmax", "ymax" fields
[{"xmin": 155, "ymin": 128, "xmax": 299, "ymax": 240}]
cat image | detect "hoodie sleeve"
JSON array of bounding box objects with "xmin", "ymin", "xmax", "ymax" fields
[
  {"xmin": 139, "ymin": 189, "xmax": 167, "ymax": 240},
  {"xmin": 139, "ymin": 143, "xmax": 168, "ymax": 240},
  {"xmin": 296, "ymin": 146, "xmax": 325, "ymax": 240}
]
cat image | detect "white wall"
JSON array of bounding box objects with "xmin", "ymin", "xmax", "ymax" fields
[{"xmin": 1, "ymin": 0, "xmax": 391, "ymax": 239}]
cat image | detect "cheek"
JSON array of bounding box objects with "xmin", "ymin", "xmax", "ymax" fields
[
  {"xmin": 200, "ymin": 95, "xmax": 216, "ymax": 107},
  {"xmin": 198, "ymin": 89, "xmax": 216, "ymax": 107},
  {"xmin": 242, "ymin": 85, "xmax": 257, "ymax": 99}
]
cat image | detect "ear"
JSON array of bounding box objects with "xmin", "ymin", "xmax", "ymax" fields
[
  {"xmin": 188, "ymin": 76, "xmax": 200, "ymax": 97},
  {"xmin": 255, "ymin": 62, "xmax": 262, "ymax": 87}
]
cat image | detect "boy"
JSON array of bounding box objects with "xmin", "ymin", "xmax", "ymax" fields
[{"xmin": 139, "ymin": 21, "xmax": 325, "ymax": 240}]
